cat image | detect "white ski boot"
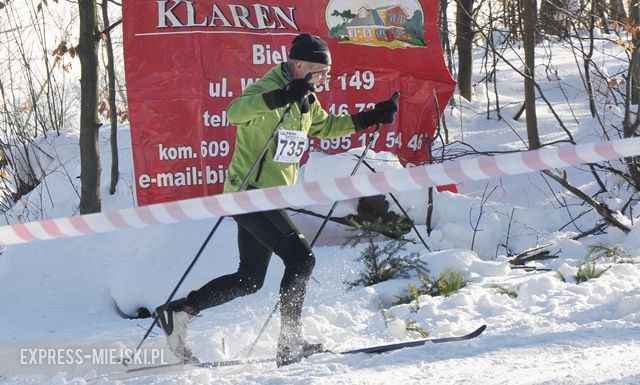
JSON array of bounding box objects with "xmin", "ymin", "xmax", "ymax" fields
[{"xmin": 154, "ymin": 299, "xmax": 199, "ymax": 363}]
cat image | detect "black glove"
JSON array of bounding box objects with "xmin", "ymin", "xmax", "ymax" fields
[
  {"xmin": 299, "ymin": 94, "xmax": 316, "ymax": 114},
  {"xmin": 263, "ymin": 75, "xmax": 314, "ymax": 110},
  {"xmin": 351, "ymin": 93, "xmax": 399, "ymax": 131}
]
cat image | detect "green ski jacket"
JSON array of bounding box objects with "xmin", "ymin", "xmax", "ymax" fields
[{"xmin": 224, "ymin": 63, "xmax": 356, "ymax": 193}]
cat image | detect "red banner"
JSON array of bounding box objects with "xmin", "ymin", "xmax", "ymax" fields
[{"xmin": 123, "ymin": 0, "xmax": 455, "ymax": 206}]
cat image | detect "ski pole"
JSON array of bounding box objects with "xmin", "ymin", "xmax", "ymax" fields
[
  {"xmin": 309, "ymin": 131, "xmax": 383, "ymax": 244},
  {"xmin": 126, "ymin": 100, "xmax": 298, "ymax": 365},
  {"xmin": 245, "ymin": 91, "xmax": 400, "ymax": 357},
  {"xmin": 311, "ymin": 89, "xmax": 399, "ymax": 248},
  {"xmin": 361, "ymin": 159, "xmax": 431, "ymax": 251}
]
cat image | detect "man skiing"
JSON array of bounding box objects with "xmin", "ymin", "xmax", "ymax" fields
[{"xmin": 154, "ymin": 33, "xmax": 398, "ymax": 367}]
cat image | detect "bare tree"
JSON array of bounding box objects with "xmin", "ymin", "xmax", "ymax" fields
[
  {"xmin": 99, "ymin": 0, "xmax": 119, "ymax": 195},
  {"xmin": 577, "ymin": 0, "xmax": 599, "ymax": 118},
  {"xmin": 593, "ymin": 0, "xmax": 609, "ymax": 33},
  {"xmin": 609, "ymin": 0, "xmax": 626, "ymax": 25},
  {"xmin": 630, "ymin": 0, "xmax": 640, "ymax": 105},
  {"xmin": 442, "ymin": 0, "xmax": 640, "ymax": 241},
  {"xmin": 456, "ymin": 0, "xmax": 475, "ymax": 100},
  {"xmin": 522, "ymin": 0, "xmax": 540, "ymax": 149},
  {"xmin": 499, "ymin": 0, "xmax": 521, "ymax": 41},
  {"xmin": 0, "ymin": 1, "xmax": 79, "ymax": 215},
  {"xmin": 78, "ymin": 0, "xmax": 101, "ymax": 213},
  {"xmin": 439, "ymin": 0, "xmax": 454, "ymax": 73},
  {"xmin": 540, "ymin": 0, "xmax": 571, "ymax": 37},
  {"xmin": 622, "ymin": 0, "xmax": 640, "ymax": 188}
]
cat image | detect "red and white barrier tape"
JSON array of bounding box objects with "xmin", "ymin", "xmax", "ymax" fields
[{"xmin": 2, "ymin": 137, "xmax": 640, "ymax": 246}]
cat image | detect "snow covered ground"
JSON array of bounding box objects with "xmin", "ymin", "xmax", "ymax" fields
[{"xmin": 1, "ymin": 31, "xmax": 640, "ymax": 385}]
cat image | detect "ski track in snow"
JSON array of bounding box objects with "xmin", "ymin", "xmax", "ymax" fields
[{"xmin": 64, "ymin": 330, "xmax": 640, "ymax": 385}]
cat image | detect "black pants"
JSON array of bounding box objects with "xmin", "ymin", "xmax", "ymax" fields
[{"xmin": 185, "ymin": 209, "xmax": 315, "ymax": 332}]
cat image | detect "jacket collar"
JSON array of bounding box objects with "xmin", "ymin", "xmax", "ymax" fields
[{"xmin": 281, "ymin": 62, "xmax": 294, "ymax": 82}]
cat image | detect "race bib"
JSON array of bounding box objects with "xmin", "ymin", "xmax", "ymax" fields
[{"xmin": 273, "ymin": 129, "xmax": 308, "ymax": 163}]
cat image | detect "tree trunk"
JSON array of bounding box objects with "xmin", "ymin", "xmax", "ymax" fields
[
  {"xmin": 508, "ymin": 0, "xmax": 521, "ymax": 40},
  {"xmin": 539, "ymin": 0, "xmax": 567, "ymax": 37},
  {"xmin": 456, "ymin": 0, "xmax": 474, "ymax": 101},
  {"xmin": 584, "ymin": 0, "xmax": 598, "ymax": 117},
  {"xmin": 623, "ymin": 0, "xmax": 640, "ymax": 189},
  {"xmin": 594, "ymin": 0, "xmax": 609, "ymax": 33},
  {"xmin": 101, "ymin": 0, "xmax": 119, "ymax": 195},
  {"xmin": 522, "ymin": 0, "xmax": 540, "ymax": 149},
  {"xmin": 439, "ymin": 0, "xmax": 453, "ymax": 73},
  {"xmin": 632, "ymin": 0, "xmax": 640, "ymax": 106},
  {"xmin": 609, "ymin": 0, "xmax": 626, "ymax": 25},
  {"xmin": 78, "ymin": 0, "xmax": 101, "ymax": 213},
  {"xmin": 633, "ymin": 50, "xmax": 640, "ymax": 106}
]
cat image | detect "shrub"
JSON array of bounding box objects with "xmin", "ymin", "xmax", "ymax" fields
[
  {"xmin": 379, "ymin": 308, "xmax": 429, "ymax": 338},
  {"xmin": 489, "ymin": 284, "xmax": 518, "ymax": 298},
  {"xmin": 394, "ymin": 268, "xmax": 468, "ymax": 307},
  {"xmin": 344, "ymin": 219, "xmax": 427, "ymax": 288},
  {"xmin": 404, "ymin": 319, "xmax": 429, "ymax": 338},
  {"xmin": 574, "ymin": 261, "xmax": 611, "ymax": 284},
  {"xmin": 587, "ymin": 244, "xmax": 626, "ymax": 263},
  {"xmin": 345, "ymin": 239, "xmax": 426, "ymax": 288},
  {"xmin": 571, "ymin": 243, "xmax": 622, "ymax": 284}
]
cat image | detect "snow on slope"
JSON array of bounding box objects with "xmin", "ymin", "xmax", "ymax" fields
[{"xmin": 0, "ymin": 32, "xmax": 640, "ymax": 385}]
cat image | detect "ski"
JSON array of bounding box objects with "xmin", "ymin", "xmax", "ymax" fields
[
  {"xmin": 121, "ymin": 324, "xmax": 486, "ymax": 375},
  {"xmin": 86, "ymin": 325, "xmax": 487, "ymax": 384},
  {"xmin": 124, "ymin": 356, "xmax": 277, "ymax": 373},
  {"xmin": 84, "ymin": 356, "xmax": 279, "ymax": 383},
  {"xmin": 339, "ymin": 324, "xmax": 486, "ymax": 354}
]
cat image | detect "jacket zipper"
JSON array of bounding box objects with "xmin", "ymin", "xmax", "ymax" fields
[{"xmin": 254, "ymin": 151, "xmax": 268, "ymax": 183}]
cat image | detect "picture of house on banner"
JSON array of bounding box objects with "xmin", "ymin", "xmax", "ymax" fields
[
  {"xmin": 327, "ymin": 2, "xmax": 426, "ymax": 48},
  {"xmin": 345, "ymin": 6, "xmax": 412, "ymax": 44}
]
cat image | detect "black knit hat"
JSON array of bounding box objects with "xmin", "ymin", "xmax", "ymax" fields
[{"xmin": 288, "ymin": 33, "xmax": 332, "ymax": 65}]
